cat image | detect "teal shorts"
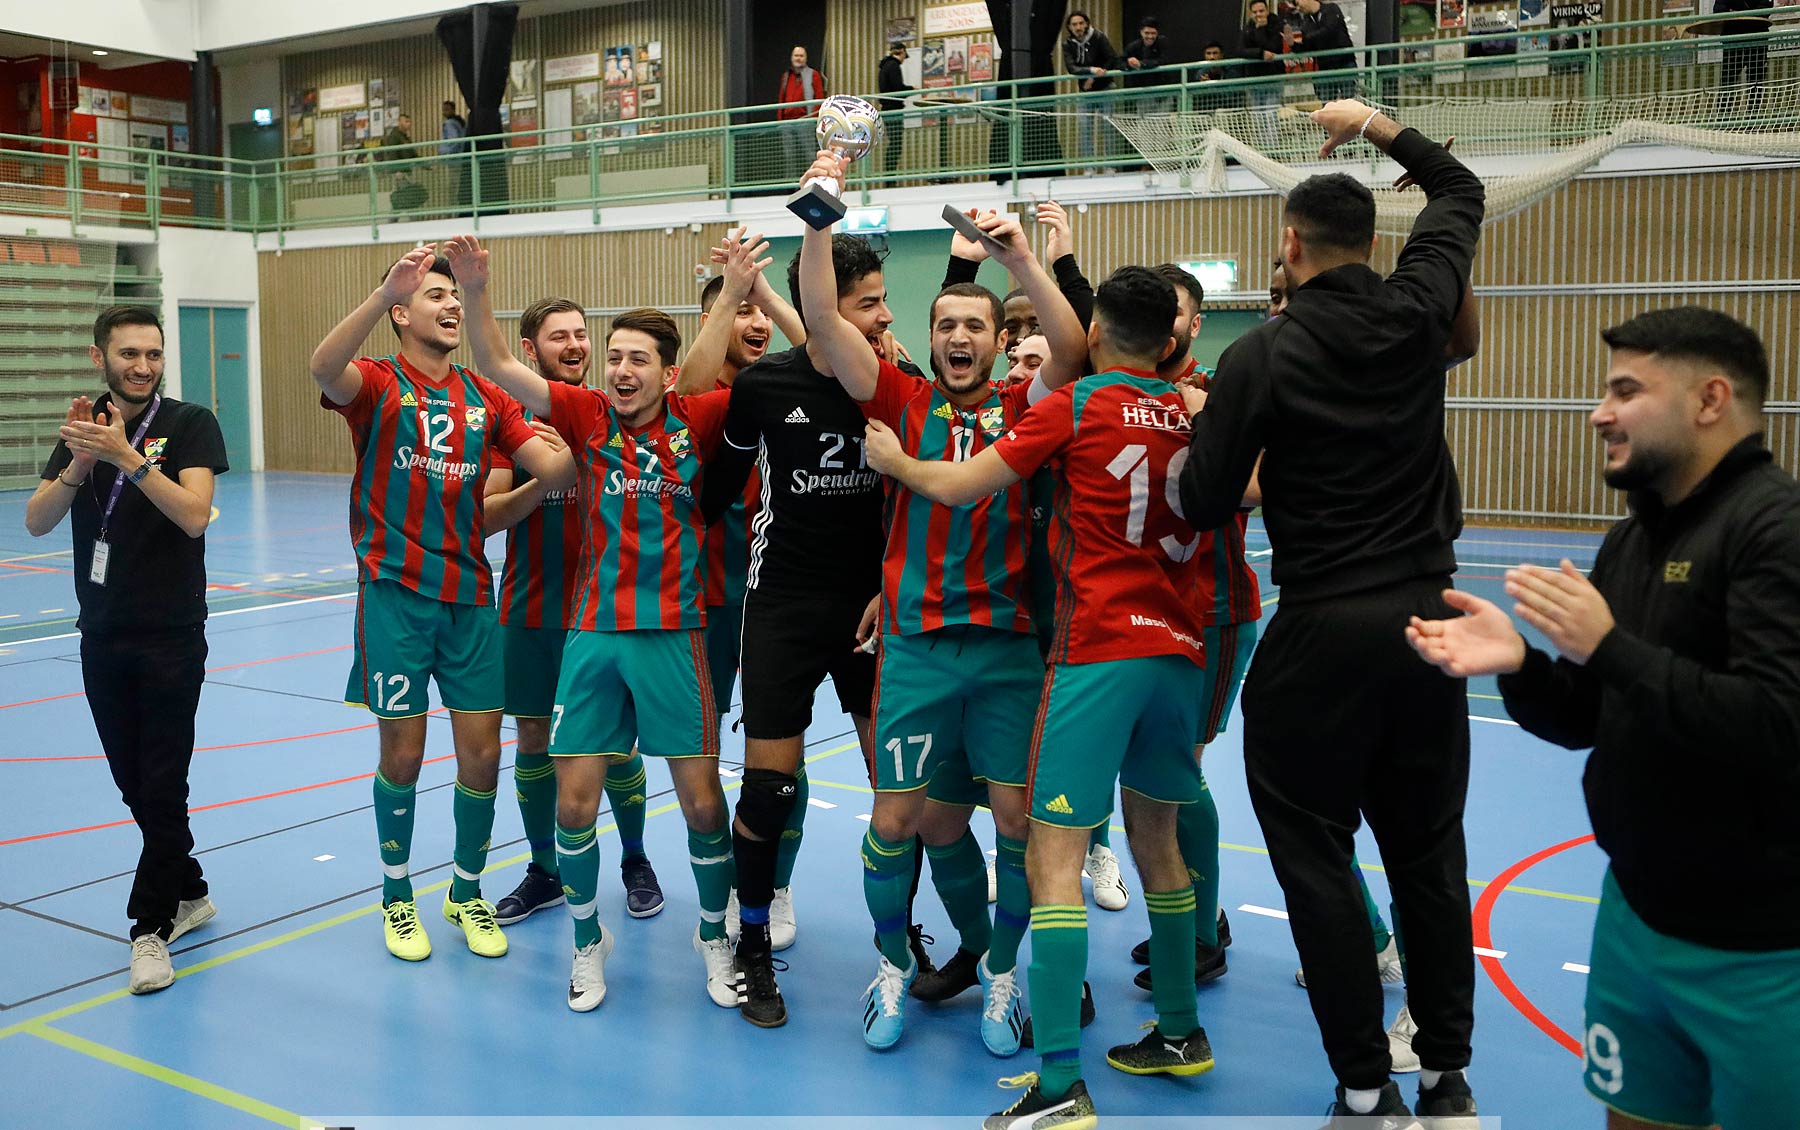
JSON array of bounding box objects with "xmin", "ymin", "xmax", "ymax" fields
[
  {"xmin": 347, "ymin": 580, "xmax": 502, "ymax": 719},
  {"xmin": 705, "ymin": 601, "xmax": 743, "ymax": 718},
  {"xmin": 1028, "ymin": 654, "xmax": 1206, "ymax": 829},
  {"xmin": 870, "ymin": 625, "xmax": 1044, "ymax": 802},
  {"xmin": 549, "ymin": 628, "xmax": 719, "ymax": 760},
  {"xmin": 1583, "ymin": 868, "xmax": 1800, "ymax": 1128},
  {"xmin": 1198, "ymin": 619, "xmax": 1260, "ymax": 745},
  {"xmin": 503, "ymin": 623, "xmax": 568, "ymax": 719}
]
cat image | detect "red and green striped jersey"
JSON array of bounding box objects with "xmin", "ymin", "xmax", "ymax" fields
[
  {"xmin": 991, "ymin": 369, "xmax": 1208, "ymax": 667},
  {"xmin": 326, "ymin": 354, "xmax": 533, "ymax": 606},
  {"xmin": 702, "ymin": 379, "xmax": 761, "ymax": 609},
  {"xmin": 1179, "ymin": 358, "xmax": 1263, "ymax": 626},
  {"xmin": 862, "ymin": 359, "xmax": 1036, "ymax": 637},
  {"xmin": 548, "ymin": 379, "xmax": 731, "ymax": 631},
  {"xmin": 496, "ymin": 409, "xmax": 581, "ymax": 630}
]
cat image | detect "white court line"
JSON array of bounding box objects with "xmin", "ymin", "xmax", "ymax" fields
[
  {"xmin": 1471, "ymin": 715, "xmax": 1520, "ymax": 727},
  {"xmin": 0, "ymin": 549, "xmax": 72, "ymax": 564},
  {"xmin": 806, "ymin": 798, "xmax": 837, "ymax": 810},
  {"xmin": 313, "ymin": 854, "xmax": 335, "ymax": 862},
  {"xmin": 1563, "ymin": 962, "xmax": 1590, "ymax": 974},
  {"xmin": 718, "ymin": 767, "xmax": 741, "ymax": 778},
  {"xmin": 1460, "ymin": 561, "xmax": 1589, "ymax": 573},
  {"xmin": 4, "ymin": 591, "xmax": 354, "ymax": 647},
  {"xmin": 1474, "ymin": 946, "xmax": 1509, "ymax": 959},
  {"xmin": 856, "ymin": 813, "xmax": 872, "ymax": 822},
  {"xmin": 36, "ymin": 608, "xmax": 63, "ymax": 614},
  {"xmin": 1238, "ymin": 904, "xmax": 1290, "ymax": 920}
]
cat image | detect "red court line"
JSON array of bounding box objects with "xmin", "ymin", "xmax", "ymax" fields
[
  {"xmin": 1471, "ymin": 832, "xmax": 1597, "ymax": 1059},
  {"xmin": 0, "ymin": 644, "xmax": 352, "ymax": 711},
  {"xmin": 0, "ymin": 755, "xmax": 103, "ymax": 763},
  {"xmin": 0, "ymin": 561, "xmax": 69, "ymax": 575}
]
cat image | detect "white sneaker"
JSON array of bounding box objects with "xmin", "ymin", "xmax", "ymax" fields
[
  {"xmin": 567, "ymin": 926, "xmax": 616, "ymax": 1013},
  {"xmin": 1387, "ymin": 1004, "xmax": 1421, "ymax": 1073},
  {"xmin": 770, "ymin": 886, "xmax": 796, "ymax": 951},
  {"xmin": 693, "ymin": 928, "xmax": 739, "ymax": 1008},
  {"xmin": 725, "ymin": 888, "xmax": 740, "ymax": 944},
  {"xmin": 128, "ymin": 934, "xmax": 174, "ymax": 995},
  {"xmin": 1084, "ymin": 844, "xmax": 1130, "ymax": 912},
  {"xmin": 1377, "ymin": 936, "xmax": 1405, "ymax": 984},
  {"xmin": 987, "ymin": 857, "xmax": 998, "ymax": 904},
  {"xmin": 169, "ymin": 896, "xmax": 216, "ymax": 943}
]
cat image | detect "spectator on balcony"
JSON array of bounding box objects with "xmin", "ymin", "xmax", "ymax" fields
[
  {"xmin": 878, "ymin": 42, "xmax": 913, "ymax": 175},
  {"xmin": 1124, "ymin": 16, "xmax": 1176, "ymax": 112},
  {"xmin": 378, "ymin": 112, "xmax": 413, "ymax": 166},
  {"xmin": 1196, "ymin": 42, "xmax": 1239, "ymax": 113},
  {"xmin": 440, "ymin": 101, "xmax": 471, "ymax": 208},
  {"xmin": 1715, "ymin": 0, "xmax": 1772, "ymax": 121},
  {"xmin": 776, "ymin": 46, "xmax": 827, "ymax": 181},
  {"xmin": 1295, "ymin": 0, "xmax": 1358, "ymax": 102},
  {"xmin": 1063, "ymin": 10, "xmax": 1120, "ymax": 164},
  {"xmin": 1240, "ymin": 0, "xmax": 1287, "ymax": 147}
]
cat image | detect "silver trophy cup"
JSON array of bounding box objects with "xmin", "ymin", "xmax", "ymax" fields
[{"xmin": 786, "ymin": 95, "xmax": 886, "ymax": 230}]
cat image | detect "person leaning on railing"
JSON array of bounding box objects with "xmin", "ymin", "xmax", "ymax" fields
[
  {"xmin": 1295, "ymin": 0, "xmax": 1359, "ymax": 102},
  {"xmin": 1240, "ymin": 0, "xmax": 1288, "ymax": 147}
]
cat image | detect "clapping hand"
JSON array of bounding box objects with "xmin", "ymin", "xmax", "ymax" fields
[
  {"xmin": 59, "ymin": 403, "xmax": 134, "ymax": 468},
  {"xmin": 382, "ymin": 244, "xmax": 441, "ymax": 300},
  {"xmin": 1405, "ymin": 589, "xmax": 1528, "ymax": 677}
]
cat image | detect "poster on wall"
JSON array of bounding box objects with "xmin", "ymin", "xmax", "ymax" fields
[
  {"xmin": 509, "ymin": 59, "xmax": 540, "ymax": 103},
  {"xmin": 969, "ymin": 42, "xmax": 994, "ymax": 82},
  {"xmin": 639, "ymin": 82, "xmax": 663, "ymax": 109},
  {"xmin": 1516, "ymin": 31, "xmax": 1551, "ymax": 74},
  {"xmin": 369, "ymin": 77, "xmax": 385, "ymax": 107},
  {"xmin": 1437, "ymin": 0, "xmax": 1467, "ymax": 29},
  {"xmin": 171, "ymin": 123, "xmax": 189, "ymax": 152},
  {"xmin": 605, "ymin": 46, "xmax": 634, "ymax": 86},
  {"xmin": 509, "ymin": 103, "xmax": 538, "ymax": 147},
  {"xmin": 922, "ymin": 41, "xmax": 949, "ymax": 87},
  {"xmin": 340, "ymin": 113, "xmax": 358, "ymax": 152},
  {"xmin": 1520, "ymin": 0, "xmax": 1551, "ymax": 24},
  {"xmin": 1548, "ymin": 0, "xmax": 1602, "ymax": 66},
  {"xmin": 1432, "ymin": 40, "xmax": 1467, "ymax": 81},
  {"xmin": 945, "ymin": 36, "xmax": 969, "ymax": 80},
  {"xmin": 545, "ymin": 53, "xmax": 601, "ymax": 83},
  {"xmin": 886, "ymin": 16, "xmax": 918, "ymax": 44},
  {"xmin": 354, "ymin": 109, "xmax": 372, "ymax": 145},
  {"xmin": 602, "ymin": 88, "xmax": 622, "ymax": 121},
  {"xmin": 112, "ymin": 92, "xmax": 131, "ymax": 118},
  {"xmin": 128, "ymin": 121, "xmax": 166, "ymax": 184},
  {"xmin": 96, "ymin": 118, "xmax": 129, "ymax": 174},
  {"xmin": 619, "ymin": 85, "xmax": 638, "ymax": 120},
  {"xmin": 638, "ymin": 42, "xmax": 661, "ymax": 85},
  {"xmin": 91, "ymin": 88, "xmax": 113, "ymax": 117},
  {"xmin": 1468, "ymin": 8, "xmax": 1520, "ymax": 74},
  {"xmin": 544, "ymin": 86, "xmax": 573, "ymax": 149},
  {"xmin": 573, "ymin": 80, "xmax": 601, "ymax": 128},
  {"xmin": 319, "ymin": 82, "xmax": 366, "ymax": 113}
]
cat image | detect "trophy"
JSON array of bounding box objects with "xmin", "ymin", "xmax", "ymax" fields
[{"xmin": 786, "ymin": 95, "xmax": 886, "ymax": 230}]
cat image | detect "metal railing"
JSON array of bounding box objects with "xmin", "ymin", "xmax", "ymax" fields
[{"xmin": 0, "ymin": 8, "xmax": 1793, "ymax": 237}]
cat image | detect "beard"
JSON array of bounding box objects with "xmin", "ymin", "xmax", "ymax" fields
[
  {"xmin": 105, "ymin": 365, "xmax": 164, "ymax": 406},
  {"xmin": 1601, "ymin": 442, "xmax": 1677, "ymax": 492}
]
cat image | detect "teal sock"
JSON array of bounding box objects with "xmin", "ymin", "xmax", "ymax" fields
[
  {"xmin": 926, "ymin": 829, "xmax": 992, "ymax": 958},
  {"xmin": 556, "ymin": 821, "xmax": 601, "ymax": 948},
  {"xmin": 1145, "ymin": 887, "xmax": 1200, "ymax": 1039},
  {"xmin": 1353, "ymin": 853, "xmax": 1393, "ymax": 951},
  {"xmin": 450, "ymin": 780, "xmax": 498, "ymax": 903},
  {"xmin": 373, "ymin": 771, "xmax": 416, "ymax": 905},
  {"xmin": 1027, "ymin": 904, "xmax": 1088, "ymax": 1098},
  {"xmin": 862, "ymin": 828, "xmax": 916, "ymax": 968},
  {"xmin": 606, "ymin": 753, "xmax": 649, "ymax": 860},
  {"xmin": 773, "ymin": 764, "xmax": 808, "ymax": 888},
  {"xmin": 989, "ymin": 835, "xmax": 1029, "ymax": 975},
  {"xmin": 689, "ymin": 826, "xmax": 734, "ymax": 941},
  {"xmin": 1088, "ymin": 821, "xmax": 1111, "ymax": 850},
  {"xmin": 514, "ymin": 752, "xmax": 559, "ymax": 875},
  {"xmin": 1177, "ymin": 776, "xmax": 1222, "ymax": 947}
]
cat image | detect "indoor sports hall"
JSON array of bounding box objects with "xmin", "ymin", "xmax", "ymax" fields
[{"xmin": 2, "ymin": 2, "xmax": 1796, "ymax": 1128}]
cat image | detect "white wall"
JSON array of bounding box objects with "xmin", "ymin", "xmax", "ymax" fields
[
  {"xmin": 4, "ymin": 0, "xmax": 196, "ymax": 59},
  {"xmin": 153, "ymin": 228, "xmax": 265, "ymax": 470},
  {"xmin": 195, "ymin": 0, "xmax": 467, "ymax": 51}
]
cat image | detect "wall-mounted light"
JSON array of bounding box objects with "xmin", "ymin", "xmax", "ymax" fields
[
  {"xmin": 92, "ymin": 50, "xmax": 109, "ymax": 57},
  {"xmin": 252, "ymin": 107, "xmax": 274, "ymax": 126}
]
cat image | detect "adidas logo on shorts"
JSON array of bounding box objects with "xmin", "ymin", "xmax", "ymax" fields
[
  {"xmin": 785, "ymin": 407, "xmax": 810, "ymax": 424},
  {"xmin": 1046, "ymin": 794, "xmax": 1075, "ymax": 816}
]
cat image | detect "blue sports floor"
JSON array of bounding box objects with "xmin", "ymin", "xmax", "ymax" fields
[{"xmin": 0, "ymin": 472, "xmax": 1607, "ymax": 1129}]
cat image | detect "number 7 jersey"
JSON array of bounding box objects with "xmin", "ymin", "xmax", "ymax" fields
[{"xmin": 990, "ymin": 368, "xmax": 1208, "ymax": 667}]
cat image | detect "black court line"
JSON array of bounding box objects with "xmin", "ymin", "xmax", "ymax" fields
[{"xmin": 0, "ymin": 901, "xmax": 129, "ymax": 946}]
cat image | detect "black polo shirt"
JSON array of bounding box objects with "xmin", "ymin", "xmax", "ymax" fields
[{"xmin": 41, "ymin": 394, "xmax": 229, "ymax": 636}]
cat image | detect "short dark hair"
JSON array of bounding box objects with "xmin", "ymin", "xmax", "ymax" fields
[
  {"xmin": 889, "ymin": 41, "xmax": 907, "ymax": 53},
  {"xmin": 93, "ymin": 304, "xmax": 162, "ymax": 350},
  {"xmin": 931, "ymin": 283, "xmax": 1004, "ymax": 330},
  {"xmin": 1284, "ymin": 173, "xmax": 1375, "ymax": 255},
  {"xmin": 1601, "ymin": 307, "xmax": 1770, "ymax": 407},
  {"xmin": 1094, "ymin": 266, "xmax": 1177, "ymax": 359},
  {"xmin": 1205, "ymin": 40, "xmax": 1226, "ymax": 52},
  {"xmin": 787, "ymin": 235, "xmax": 886, "ymax": 329},
  {"xmin": 1002, "ymin": 288, "xmax": 1029, "ymax": 304},
  {"xmin": 521, "ymin": 297, "xmax": 584, "ymax": 345},
  {"xmin": 700, "ymin": 273, "xmax": 727, "ymax": 314},
  {"xmin": 1139, "ymin": 16, "xmax": 1160, "ymax": 30},
  {"xmin": 1248, "ymin": 0, "xmax": 1269, "ymax": 10},
  {"xmin": 1154, "ymin": 263, "xmax": 1205, "ymax": 313},
  {"xmin": 383, "ymin": 256, "xmax": 455, "ymax": 338},
  {"xmin": 611, "ymin": 308, "xmax": 682, "ymax": 367}
]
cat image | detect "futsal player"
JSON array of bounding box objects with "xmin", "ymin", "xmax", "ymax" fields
[
  {"xmin": 443, "ymin": 235, "xmax": 740, "ymax": 1012},
  {"xmin": 308, "ymin": 245, "xmax": 574, "ymax": 962},
  {"xmin": 483, "ymin": 298, "xmax": 665, "ymax": 926},
  {"xmin": 867, "ymin": 265, "xmax": 1220, "ymax": 1128}
]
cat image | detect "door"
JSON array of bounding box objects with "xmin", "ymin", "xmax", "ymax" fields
[{"xmin": 179, "ymin": 306, "xmax": 253, "ymax": 468}]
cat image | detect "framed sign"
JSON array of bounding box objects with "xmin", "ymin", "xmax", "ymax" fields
[
  {"xmin": 319, "ymin": 83, "xmax": 366, "ymax": 112},
  {"xmin": 923, "ymin": 1, "xmax": 993, "ymax": 36}
]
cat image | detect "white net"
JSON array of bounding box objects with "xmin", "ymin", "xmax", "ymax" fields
[{"xmin": 1044, "ymin": 79, "xmax": 1800, "ymax": 234}]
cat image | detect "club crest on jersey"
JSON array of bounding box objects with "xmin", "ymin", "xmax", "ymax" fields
[
  {"xmin": 668, "ymin": 428, "xmax": 691, "ymax": 456},
  {"xmin": 979, "ymin": 406, "xmax": 1005, "ymax": 436},
  {"xmin": 932, "ymin": 402, "xmax": 956, "ymax": 420},
  {"xmin": 142, "ymin": 437, "xmax": 168, "ymax": 464},
  {"xmin": 400, "ymin": 391, "xmax": 418, "ymax": 407},
  {"xmin": 465, "ymin": 406, "xmax": 486, "ymax": 432}
]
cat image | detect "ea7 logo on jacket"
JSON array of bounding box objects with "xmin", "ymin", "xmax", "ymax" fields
[{"xmin": 1664, "ymin": 560, "xmax": 1692, "ymax": 583}]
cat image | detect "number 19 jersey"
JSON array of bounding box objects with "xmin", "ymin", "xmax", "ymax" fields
[{"xmin": 991, "ymin": 369, "xmax": 1208, "ymax": 667}]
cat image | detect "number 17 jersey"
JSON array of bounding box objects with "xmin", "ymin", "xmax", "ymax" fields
[{"xmin": 991, "ymin": 369, "xmax": 1208, "ymax": 668}]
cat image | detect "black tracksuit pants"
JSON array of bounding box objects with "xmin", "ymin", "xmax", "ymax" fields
[
  {"xmin": 1241, "ymin": 576, "xmax": 1475, "ymax": 1090},
  {"xmin": 80, "ymin": 626, "xmax": 209, "ymax": 940}
]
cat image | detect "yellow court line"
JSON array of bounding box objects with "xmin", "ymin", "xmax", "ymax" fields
[
  {"xmin": 0, "ymin": 739, "xmax": 861, "ymax": 1045},
  {"xmin": 25, "ymin": 1023, "xmax": 312, "ymax": 1129}
]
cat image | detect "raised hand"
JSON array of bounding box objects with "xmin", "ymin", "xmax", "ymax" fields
[
  {"xmin": 59, "ymin": 405, "xmax": 135, "ymax": 469},
  {"xmin": 1311, "ymin": 98, "xmax": 1378, "ymax": 158},
  {"xmin": 1037, "ymin": 199, "xmax": 1073, "ymax": 264},
  {"xmin": 64, "ymin": 397, "xmax": 99, "ymax": 475},
  {"xmin": 437, "ymin": 235, "xmax": 490, "ymax": 290},
  {"xmin": 949, "ymin": 207, "xmax": 992, "ymax": 263},
  {"xmin": 1405, "ymin": 588, "xmax": 1528, "ymax": 677},
  {"xmin": 803, "ymin": 149, "xmax": 851, "ymax": 192},
  {"xmin": 972, "ymin": 210, "xmax": 1032, "ymax": 270},
  {"xmin": 876, "ymin": 329, "xmax": 912, "ymax": 365},
  {"xmin": 719, "ymin": 228, "xmax": 774, "ymax": 306},
  {"xmin": 381, "ymin": 244, "xmax": 439, "ymax": 302}
]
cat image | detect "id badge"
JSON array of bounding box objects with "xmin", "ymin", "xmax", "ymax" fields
[{"xmin": 90, "ymin": 539, "xmax": 110, "ymax": 586}]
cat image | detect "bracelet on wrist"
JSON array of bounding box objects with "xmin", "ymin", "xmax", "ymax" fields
[
  {"xmin": 59, "ymin": 469, "xmax": 87, "ymax": 487},
  {"xmin": 1357, "ymin": 108, "xmax": 1379, "ymax": 141}
]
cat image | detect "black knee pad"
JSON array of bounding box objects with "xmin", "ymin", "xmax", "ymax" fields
[{"xmin": 736, "ymin": 769, "xmax": 799, "ymax": 842}]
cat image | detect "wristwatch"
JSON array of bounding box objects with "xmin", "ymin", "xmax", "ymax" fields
[{"xmin": 126, "ymin": 459, "xmax": 153, "ymax": 485}]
